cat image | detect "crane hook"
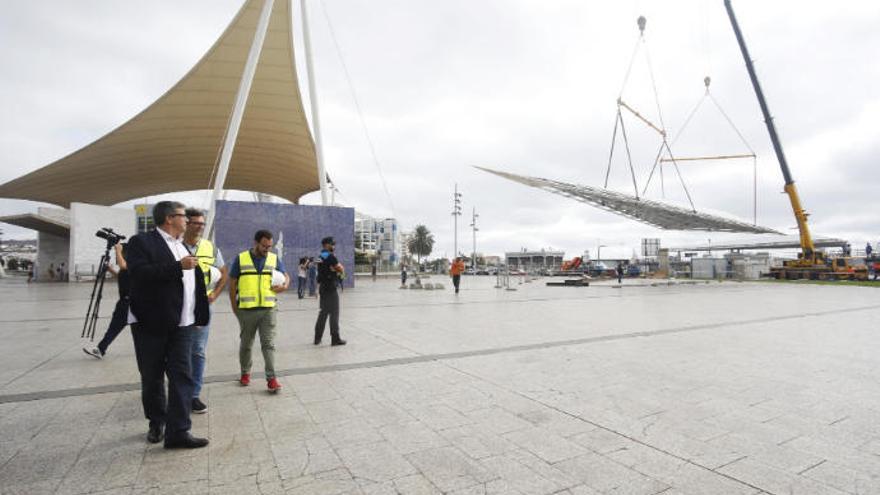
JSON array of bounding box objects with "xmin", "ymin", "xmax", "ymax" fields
[{"xmin": 637, "ymin": 16, "xmax": 647, "ymax": 34}]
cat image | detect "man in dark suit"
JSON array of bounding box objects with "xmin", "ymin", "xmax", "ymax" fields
[{"xmin": 126, "ymin": 201, "xmax": 210, "ymax": 449}]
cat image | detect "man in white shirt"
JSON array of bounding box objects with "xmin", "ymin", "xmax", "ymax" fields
[{"xmin": 126, "ymin": 201, "xmax": 210, "ymax": 449}]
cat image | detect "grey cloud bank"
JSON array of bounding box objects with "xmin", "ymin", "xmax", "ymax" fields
[{"xmin": 1, "ymin": 0, "xmax": 878, "ymax": 259}]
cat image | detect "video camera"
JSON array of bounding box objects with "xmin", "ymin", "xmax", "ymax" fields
[{"xmin": 95, "ymin": 227, "xmax": 126, "ymax": 248}]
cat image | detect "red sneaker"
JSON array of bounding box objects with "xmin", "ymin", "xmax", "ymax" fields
[
  {"xmin": 267, "ymin": 377, "xmax": 282, "ymax": 393},
  {"xmin": 239, "ymin": 373, "xmax": 250, "ymax": 386}
]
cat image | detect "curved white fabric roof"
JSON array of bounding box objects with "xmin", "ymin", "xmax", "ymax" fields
[{"xmin": 0, "ymin": 0, "xmax": 318, "ymax": 207}]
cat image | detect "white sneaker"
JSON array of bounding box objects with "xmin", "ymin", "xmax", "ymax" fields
[{"xmin": 83, "ymin": 346, "xmax": 103, "ymax": 359}]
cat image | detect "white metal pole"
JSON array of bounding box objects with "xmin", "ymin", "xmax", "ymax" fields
[
  {"xmin": 206, "ymin": 0, "xmax": 275, "ymax": 238},
  {"xmin": 452, "ymin": 183, "xmax": 461, "ymax": 260},
  {"xmin": 471, "ymin": 207, "xmax": 478, "ymax": 271},
  {"xmin": 300, "ymin": 0, "xmax": 329, "ymax": 206},
  {"xmin": 454, "ymin": 184, "xmax": 458, "ymax": 257}
]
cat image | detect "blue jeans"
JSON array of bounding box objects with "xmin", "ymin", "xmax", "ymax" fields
[
  {"xmin": 297, "ymin": 276, "xmax": 306, "ymax": 298},
  {"xmin": 190, "ymin": 323, "xmax": 209, "ymax": 399}
]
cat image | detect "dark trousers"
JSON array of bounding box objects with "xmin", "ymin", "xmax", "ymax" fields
[
  {"xmin": 314, "ymin": 289, "xmax": 341, "ymax": 343},
  {"xmin": 97, "ymin": 297, "xmax": 130, "ymax": 354},
  {"xmin": 452, "ymin": 274, "xmax": 461, "ymax": 293},
  {"xmin": 131, "ymin": 323, "xmax": 195, "ymax": 438}
]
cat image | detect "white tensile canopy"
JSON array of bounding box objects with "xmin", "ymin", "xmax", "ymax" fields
[{"xmin": 0, "ymin": 0, "xmax": 318, "ymax": 207}]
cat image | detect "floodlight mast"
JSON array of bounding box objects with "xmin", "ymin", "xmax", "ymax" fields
[{"xmin": 724, "ymin": 0, "xmax": 816, "ymax": 262}]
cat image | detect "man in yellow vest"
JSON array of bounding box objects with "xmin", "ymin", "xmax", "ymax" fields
[
  {"xmin": 228, "ymin": 229, "xmax": 289, "ymax": 392},
  {"xmin": 183, "ymin": 208, "xmax": 227, "ymax": 413}
]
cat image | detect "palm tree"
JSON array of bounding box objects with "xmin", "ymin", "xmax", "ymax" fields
[{"xmin": 407, "ymin": 225, "xmax": 434, "ymax": 271}]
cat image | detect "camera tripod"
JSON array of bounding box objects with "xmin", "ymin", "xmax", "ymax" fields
[{"xmin": 81, "ymin": 241, "xmax": 114, "ymax": 341}]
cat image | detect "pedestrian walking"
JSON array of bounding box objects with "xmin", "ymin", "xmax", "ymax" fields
[
  {"xmin": 127, "ymin": 201, "xmax": 210, "ymax": 449},
  {"xmin": 297, "ymin": 257, "xmax": 308, "ymax": 299},
  {"xmin": 450, "ymin": 257, "xmax": 465, "ymax": 294},
  {"xmin": 616, "ymin": 263, "xmax": 624, "ymax": 284},
  {"xmin": 400, "ymin": 265, "xmax": 408, "ymax": 287},
  {"xmin": 182, "ymin": 208, "xmax": 227, "ymax": 414},
  {"xmin": 371, "ymin": 262, "xmax": 377, "ymax": 282},
  {"xmin": 83, "ymin": 243, "xmax": 131, "ymax": 359},
  {"xmin": 314, "ymin": 237, "xmax": 346, "ymax": 346},
  {"xmin": 307, "ymin": 257, "xmax": 317, "ymax": 296},
  {"xmin": 228, "ymin": 230, "xmax": 289, "ymax": 393}
]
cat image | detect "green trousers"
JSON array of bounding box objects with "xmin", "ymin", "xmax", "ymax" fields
[{"xmin": 236, "ymin": 307, "xmax": 277, "ymax": 379}]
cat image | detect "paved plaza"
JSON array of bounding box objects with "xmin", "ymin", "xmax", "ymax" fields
[{"xmin": 1, "ymin": 275, "xmax": 879, "ymax": 494}]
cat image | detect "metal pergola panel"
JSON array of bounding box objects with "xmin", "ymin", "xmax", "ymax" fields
[
  {"xmin": 669, "ymin": 237, "xmax": 847, "ymax": 252},
  {"xmin": 477, "ymin": 167, "xmax": 782, "ymax": 235}
]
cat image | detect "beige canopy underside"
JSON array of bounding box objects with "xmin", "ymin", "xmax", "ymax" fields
[{"xmin": 0, "ymin": 0, "xmax": 318, "ymax": 207}]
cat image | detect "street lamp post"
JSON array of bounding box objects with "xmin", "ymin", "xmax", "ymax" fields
[
  {"xmin": 470, "ymin": 207, "xmax": 479, "ymax": 271},
  {"xmin": 452, "ymin": 184, "xmax": 462, "ymax": 260}
]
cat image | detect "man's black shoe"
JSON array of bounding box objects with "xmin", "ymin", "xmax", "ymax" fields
[
  {"xmin": 314, "ymin": 338, "xmax": 322, "ymax": 345},
  {"xmin": 192, "ymin": 398, "xmax": 208, "ymax": 414},
  {"xmin": 164, "ymin": 433, "xmax": 209, "ymax": 449},
  {"xmin": 331, "ymin": 339, "xmax": 346, "ymax": 346},
  {"xmin": 147, "ymin": 423, "xmax": 164, "ymax": 444}
]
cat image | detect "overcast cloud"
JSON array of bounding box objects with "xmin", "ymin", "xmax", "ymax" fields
[{"xmin": 1, "ymin": 0, "xmax": 879, "ymax": 260}]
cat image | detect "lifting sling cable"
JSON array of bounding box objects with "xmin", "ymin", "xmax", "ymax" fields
[
  {"xmin": 618, "ymin": 36, "xmax": 644, "ymax": 98},
  {"xmin": 319, "ymin": 0, "xmax": 396, "ymax": 219},
  {"xmin": 665, "ymin": 78, "xmax": 758, "ymax": 223},
  {"xmin": 604, "ymin": 18, "xmax": 645, "ymax": 194},
  {"xmin": 604, "ymin": 15, "xmax": 694, "ymax": 211},
  {"xmin": 642, "ymin": 18, "xmax": 695, "ymax": 210},
  {"xmin": 604, "ymin": 108, "xmax": 642, "ymax": 199},
  {"xmin": 642, "ymin": 40, "xmax": 667, "ymax": 132},
  {"xmin": 617, "ymin": 111, "xmax": 640, "ymax": 199},
  {"xmin": 641, "ymin": 142, "xmax": 666, "ymax": 197},
  {"xmin": 640, "ymin": 136, "xmax": 696, "ymax": 211},
  {"xmin": 663, "ymin": 141, "xmax": 696, "ymax": 211},
  {"xmin": 603, "ymin": 111, "xmax": 620, "ymax": 189}
]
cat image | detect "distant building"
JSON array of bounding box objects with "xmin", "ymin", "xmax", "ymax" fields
[
  {"xmin": 484, "ymin": 255, "xmax": 501, "ymax": 266},
  {"xmin": 135, "ymin": 204, "xmax": 156, "ymax": 234},
  {"xmin": 505, "ymin": 249, "xmax": 564, "ymax": 272},
  {"xmin": 355, "ymin": 212, "xmax": 401, "ymax": 265},
  {"xmin": 399, "ymin": 231, "xmax": 413, "ymax": 265}
]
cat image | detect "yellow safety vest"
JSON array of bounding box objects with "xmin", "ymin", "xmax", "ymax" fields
[
  {"xmin": 194, "ymin": 239, "xmax": 216, "ymax": 295},
  {"xmin": 237, "ymin": 250, "xmax": 277, "ymax": 309}
]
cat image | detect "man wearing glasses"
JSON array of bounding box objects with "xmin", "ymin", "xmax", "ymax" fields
[
  {"xmin": 126, "ymin": 201, "xmax": 210, "ymax": 448},
  {"xmin": 183, "ymin": 208, "xmax": 227, "ymax": 415}
]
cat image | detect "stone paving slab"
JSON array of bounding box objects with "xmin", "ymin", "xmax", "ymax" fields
[{"xmin": 2, "ymin": 277, "xmax": 880, "ymax": 494}]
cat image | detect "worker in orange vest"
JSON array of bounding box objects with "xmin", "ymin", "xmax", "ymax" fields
[{"xmin": 449, "ymin": 257, "xmax": 466, "ymax": 294}]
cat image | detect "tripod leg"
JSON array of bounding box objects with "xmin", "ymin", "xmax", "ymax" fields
[
  {"xmin": 81, "ymin": 254, "xmax": 109, "ymax": 338},
  {"xmin": 89, "ymin": 259, "xmax": 111, "ymax": 341}
]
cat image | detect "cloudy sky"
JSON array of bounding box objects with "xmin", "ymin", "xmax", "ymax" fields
[{"xmin": 2, "ymin": 0, "xmax": 879, "ymax": 260}]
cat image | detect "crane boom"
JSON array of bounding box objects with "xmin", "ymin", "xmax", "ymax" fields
[{"xmin": 724, "ymin": 0, "xmax": 816, "ymax": 260}]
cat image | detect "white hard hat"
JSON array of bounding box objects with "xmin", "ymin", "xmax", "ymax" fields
[{"xmin": 271, "ymin": 270, "xmax": 286, "ymax": 287}]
